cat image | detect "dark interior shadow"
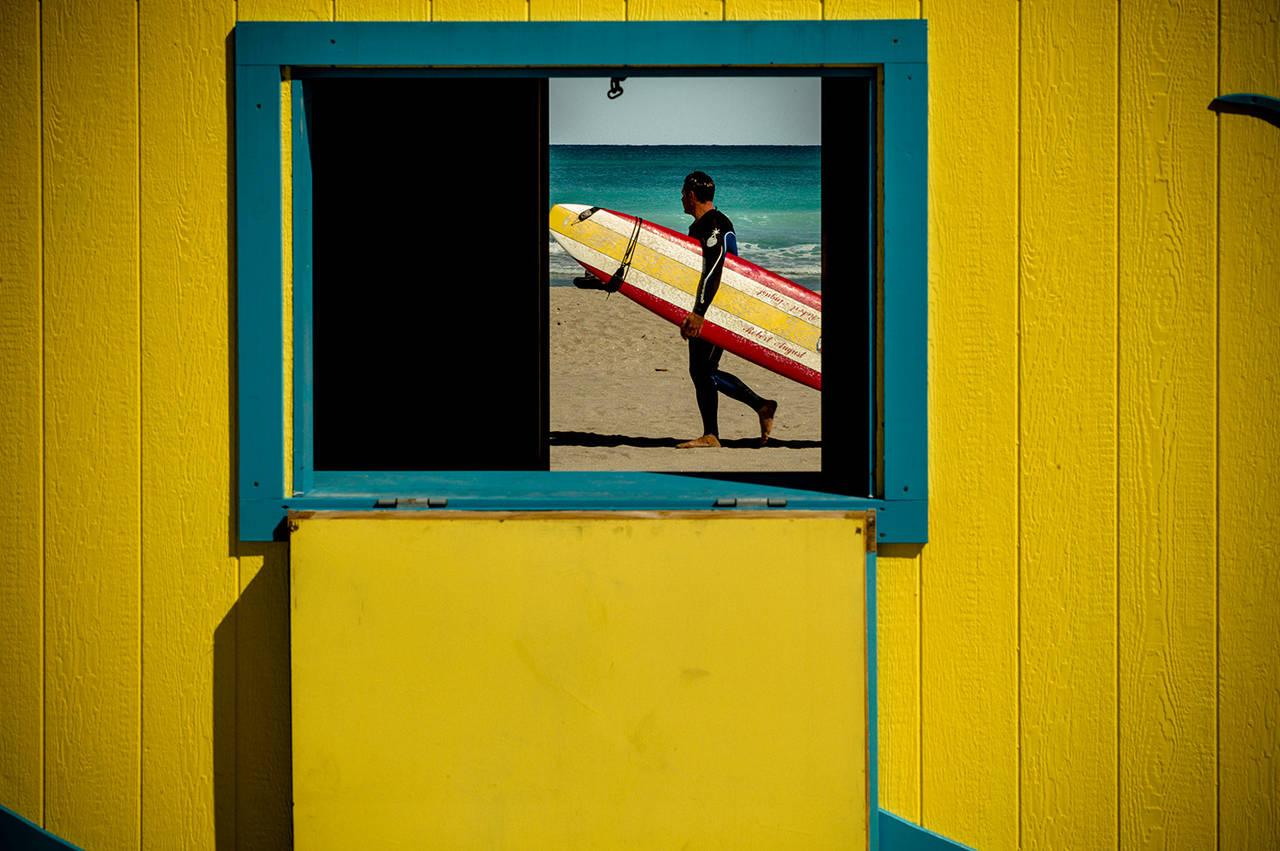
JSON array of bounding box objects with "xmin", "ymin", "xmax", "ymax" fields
[
  {"xmin": 550, "ymin": 430, "xmax": 822, "ymax": 450},
  {"xmin": 214, "ymin": 542, "xmax": 293, "ymax": 851}
]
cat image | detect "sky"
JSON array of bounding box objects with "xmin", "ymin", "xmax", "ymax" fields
[{"xmin": 549, "ymin": 77, "xmax": 821, "ymax": 145}]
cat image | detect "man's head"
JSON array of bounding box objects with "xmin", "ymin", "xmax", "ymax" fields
[{"xmin": 681, "ymin": 170, "xmax": 716, "ymax": 215}]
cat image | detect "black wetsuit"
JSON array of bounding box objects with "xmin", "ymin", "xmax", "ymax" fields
[{"xmin": 687, "ymin": 209, "xmax": 767, "ymax": 437}]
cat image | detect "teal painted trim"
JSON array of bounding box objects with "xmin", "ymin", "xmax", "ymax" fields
[
  {"xmin": 235, "ymin": 20, "xmax": 929, "ymax": 543},
  {"xmin": 293, "ymin": 67, "xmax": 876, "ymax": 79},
  {"xmin": 0, "ymin": 803, "xmax": 83, "ymax": 850},
  {"xmin": 235, "ymin": 21, "xmax": 926, "ymax": 68},
  {"xmin": 240, "ymin": 471, "xmax": 926, "ymax": 540},
  {"xmin": 292, "ymin": 80, "xmax": 315, "ymax": 496},
  {"xmin": 878, "ymin": 809, "xmax": 972, "ymax": 850},
  {"xmin": 866, "ymin": 550, "xmax": 879, "ymax": 850},
  {"xmin": 1209, "ymin": 92, "xmax": 1280, "ymax": 128},
  {"xmin": 237, "ymin": 63, "xmax": 285, "ymax": 537},
  {"xmin": 882, "ymin": 61, "xmax": 928, "ymax": 510}
]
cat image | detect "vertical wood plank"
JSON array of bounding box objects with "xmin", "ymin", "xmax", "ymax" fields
[
  {"xmin": 876, "ymin": 547, "xmax": 921, "ymax": 821},
  {"xmin": 827, "ymin": 1, "xmax": 926, "ymax": 821},
  {"xmin": 41, "ymin": 0, "xmax": 140, "ymax": 847},
  {"xmin": 532, "ymin": 0, "xmax": 624, "ymax": 19},
  {"xmin": 433, "ymin": 0, "xmax": 528, "ymax": 20},
  {"xmin": 920, "ymin": 0, "xmax": 1020, "ymax": 847},
  {"xmin": 0, "ymin": 0, "xmax": 44, "ymax": 824},
  {"xmin": 138, "ymin": 1, "xmax": 239, "ymax": 848},
  {"xmin": 1118, "ymin": 0, "xmax": 1218, "ymax": 846},
  {"xmin": 1018, "ymin": 1, "xmax": 1119, "ymax": 847},
  {"xmin": 238, "ymin": 0, "xmax": 333, "ymax": 20},
  {"xmin": 229, "ymin": 5, "xmax": 321, "ymax": 846},
  {"xmin": 1218, "ymin": 0, "xmax": 1280, "ymax": 845},
  {"xmin": 234, "ymin": 544, "xmax": 294, "ymax": 850},
  {"xmin": 824, "ymin": 0, "xmax": 917, "ymax": 19},
  {"xmin": 335, "ymin": 0, "xmax": 430, "ymax": 19},
  {"xmin": 724, "ymin": 0, "xmax": 820, "ymax": 19},
  {"xmin": 281, "ymin": 79, "xmax": 293, "ymax": 498},
  {"xmin": 626, "ymin": 0, "xmax": 720, "ymax": 19}
]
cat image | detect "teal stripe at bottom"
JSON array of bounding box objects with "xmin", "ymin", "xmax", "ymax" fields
[
  {"xmin": 0, "ymin": 804, "xmax": 83, "ymax": 851},
  {"xmin": 879, "ymin": 809, "xmax": 972, "ymax": 850}
]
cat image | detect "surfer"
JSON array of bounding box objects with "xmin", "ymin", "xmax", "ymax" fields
[{"xmin": 676, "ymin": 171, "xmax": 778, "ymax": 449}]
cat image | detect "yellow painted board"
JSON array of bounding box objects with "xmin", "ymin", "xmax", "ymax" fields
[
  {"xmin": 234, "ymin": 543, "xmax": 294, "ymax": 850},
  {"xmin": 919, "ymin": 0, "xmax": 1020, "ymax": 847},
  {"xmin": 238, "ymin": 0, "xmax": 333, "ymax": 20},
  {"xmin": 531, "ymin": 0, "xmax": 624, "ymax": 20},
  {"xmin": 433, "ymin": 0, "xmax": 528, "ymax": 20},
  {"xmin": 281, "ymin": 79, "xmax": 293, "ymax": 498},
  {"xmin": 291, "ymin": 512, "xmax": 870, "ymax": 849},
  {"xmin": 41, "ymin": 0, "xmax": 140, "ymax": 847},
  {"xmin": 335, "ymin": 0, "xmax": 430, "ymax": 20},
  {"xmin": 1118, "ymin": 0, "xmax": 1219, "ymax": 847},
  {"xmin": 876, "ymin": 546, "xmax": 921, "ymax": 821},
  {"xmin": 725, "ymin": 0, "xmax": 821, "ymax": 20},
  {"xmin": 1219, "ymin": 0, "xmax": 1280, "ymax": 844},
  {"xmin": 824, "ymin": 0, "xmax": 918, "ymax": 19},
  {"xmin": 138, "ymin": 1, "xmax": 240, "ymax": 848},
  {"xmin": 0, "ymin": 0, "xmax": 43, "ymax": 824},
  {"xmin": 1018, "ymin": 1, "xmax": 1119, "ymax": 847},
  {"xmin": 626, "ymin": 0, "xmax": 720, "ymax": 20}
]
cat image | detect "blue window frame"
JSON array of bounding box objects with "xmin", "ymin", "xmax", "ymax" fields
[{"xmin": 235, "ymin": 20, "xmax": 928, "ymax": 543}]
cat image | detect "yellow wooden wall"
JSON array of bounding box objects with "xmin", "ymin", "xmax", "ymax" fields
[{"xmin": 0, "ymin": 1, "xmax": 1276, "ymax": 848}]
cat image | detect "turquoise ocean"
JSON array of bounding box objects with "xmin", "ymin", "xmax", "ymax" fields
[{"xmin": 549, "ymin": 145, "xmax": 821, "ymax": 290}]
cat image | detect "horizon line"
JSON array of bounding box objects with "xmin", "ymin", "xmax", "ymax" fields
[{"xmin": 550, "ymin": 142, "xmax": 821, "ymax": 147}]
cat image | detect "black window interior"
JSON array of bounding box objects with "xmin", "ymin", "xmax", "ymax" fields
[{"xmin": 305, "ymin": 74, "xmax": 873, "ymax": 496}]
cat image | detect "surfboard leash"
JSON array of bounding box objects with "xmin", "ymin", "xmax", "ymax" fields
[{"xmin": 605, "ymin": 216, "xmax": 643, "ymax": 295}]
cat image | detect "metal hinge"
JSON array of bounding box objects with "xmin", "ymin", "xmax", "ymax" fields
[
  {"xmin": 714, "ymin": 497, "xmax": 789, "ymax": 508},
  {"xmin": 374, "ymin": 497, "xmax": 449, "ymax": 509},
  {"xmin": 865, "ymin": 511, "xmax": 877, "ymax": 553}
]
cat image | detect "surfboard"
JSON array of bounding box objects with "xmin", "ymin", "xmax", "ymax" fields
[{"xmin": 549, "ymin": 204, "xmax": 823, "ymax": 391}]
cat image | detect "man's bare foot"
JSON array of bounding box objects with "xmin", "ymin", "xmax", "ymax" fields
[
  {"xmin": 677, "ymin": 434, "xmax": 721, "ymax": 449},
  {"xmin": 757, "ymin": 400, "xmax": 778, "ymax": 445}
]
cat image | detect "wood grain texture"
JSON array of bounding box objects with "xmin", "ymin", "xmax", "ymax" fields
[
  {"xmin": 1018, "ymin": 1, "xmax": 1119, "ymax": 847},
  {"xmin": 433, "ymin": 0, "xmax": 528, "ymax": 20},
  {"xmin": 281, "ymin": 80, "xmax": 292, "ymax": 498},
  {"xmin": 725, "ymin": 0, "xmax": 820, "ymax": 20},
  {"xmin": 1218, "ymin": 1, "xmax": 1280, "ymax": 846},
  {"xmin": 41, "ymin": 0, "xmax": 141, "ymax": 847},
  {"xmin": 335, "ymin": 0, "xmax": 430, "ymax": 20},
  {"xmin": 920, "ymin": 1, "xmax": 1020, "ymax": 847},
  {"xmin": 876, "ymin": 546, "xmax": 921, "ymax": 821},
  {"xmin": 0, "ymin": 0, "xmax": 43, "ymax": 824},
  {"xmin": 532, "ymin": 0, "xmax": 624, "ymax": 19},
  {"xmin": 234, "ymin": 543, "xmax": 294, "ymax": 850},
  {"xmin": 1118, "ymin": 0, "xmax": 1219, "ymax": 846},
  {"xmin": 238, "ymin": 0, "xmax": 333, "ymax": 21},
  {"xmin": 626, "ymin": 0, "xmax": 721, "ymax": 20},
  {"xmin": 824, "ymin": 0, "xmax": 918, "ymax": 19},
  {"xmin": 226, "ymin": 7, "xmax": 310, "ymax": 850},
  {"xmin": 138, "ymin": 2, "xmax": 239, "ymax": 848}
]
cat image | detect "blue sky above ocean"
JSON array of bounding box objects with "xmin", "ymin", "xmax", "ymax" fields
[{"xmin": 549, "ymin": 79, "xmax": 822, "ymax": 290}]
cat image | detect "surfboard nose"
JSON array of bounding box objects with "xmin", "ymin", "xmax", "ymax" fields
[
  {"xmin": 548, "ymin": 203, "xmax": 591, "ymax": 249},
  {"xmin": 549, "ymin": 203, "xmax": 589, "ymax": 228}
]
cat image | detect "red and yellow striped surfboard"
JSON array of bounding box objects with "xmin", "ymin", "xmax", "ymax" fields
[{"xmin": 549, "ymin": 204, "xmax": 823, "ymax": 390}]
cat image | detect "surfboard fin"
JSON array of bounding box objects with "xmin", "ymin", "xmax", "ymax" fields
[{"xmin": 572, "ymin": 274, "xmax": 619, "ymax": 293}]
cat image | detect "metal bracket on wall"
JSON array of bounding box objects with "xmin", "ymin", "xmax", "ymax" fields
[
  {"xmin": 1208, "ymin": 93, "xmax": 1280, "ymax": 128},
  {"xmin": 713, "ymin": 497, "xmax": 789, "ymax": 508},
  {"xmin": 373, "ymin": 497, "xmax": 449, "ymax": 509}
]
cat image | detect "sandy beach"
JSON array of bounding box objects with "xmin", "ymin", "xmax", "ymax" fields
[{"xmin": 550, "ymin": 288, "xmax": 821, "ymax": 472}]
